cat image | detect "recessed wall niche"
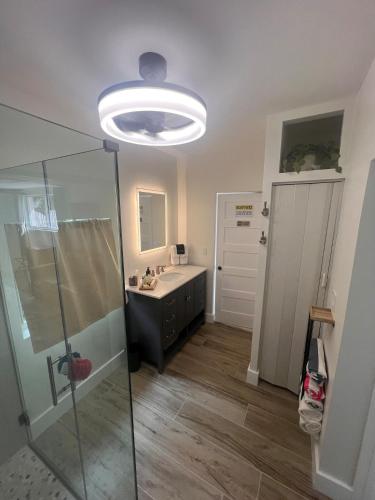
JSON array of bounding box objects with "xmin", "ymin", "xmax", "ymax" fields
[{"xmin": 280, "ymin": 112, "xmax": 344, "ymax": 173}]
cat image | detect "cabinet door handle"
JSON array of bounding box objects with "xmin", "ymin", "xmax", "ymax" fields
[{"xmin": 165, "ymin": 314, "xmax": 176, "ymax": 323}]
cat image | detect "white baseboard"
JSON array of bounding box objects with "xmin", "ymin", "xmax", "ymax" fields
[
  {"xmin": 30, "ymin": 350, "xmax": 125, "ymax": 439},
  {"xmin": 246, "ymin": 366, "xmax": 259, "ymax": 386},
  {"xmin": 312, "ymin": 440, "xmax": 353, "ymax": 500},
  {"xmin": 205, "ymin": 312, "xmax": 215, "ymax": 323}
]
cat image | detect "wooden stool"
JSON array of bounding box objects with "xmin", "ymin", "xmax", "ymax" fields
[{"xmin": 300, "ymin": 306, "xmax": 334, "ymax": 393}]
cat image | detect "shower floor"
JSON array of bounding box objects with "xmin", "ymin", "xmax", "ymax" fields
[{"xmin": 0, "ymin": 446, "xmax": 74, "ymax": 500}]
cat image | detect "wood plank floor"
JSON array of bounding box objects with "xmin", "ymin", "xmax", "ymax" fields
[
  {"xmin": 130, "ymin": 322, "xmax": 330, "ymax": 500},
  {"xmin": 29, "ymin": 322, "xmax": 330, "ymax": 499}
]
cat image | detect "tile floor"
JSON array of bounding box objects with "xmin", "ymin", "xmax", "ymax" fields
[{"xmin": 0, "ymin": 446, "xmax": 74, "ymax": 500}]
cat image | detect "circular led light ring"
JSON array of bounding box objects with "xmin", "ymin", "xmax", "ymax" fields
[{"xmin": 98, "ymin": 84, "xmax": 207, "ymax": 146}]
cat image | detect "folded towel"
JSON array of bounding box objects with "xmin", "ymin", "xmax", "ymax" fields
[
  {"xmin": 304, "ymin": 374, "xmax": 325, "ymax": 400},
  {"xmin": 303, "ymin": 395, "xmax": 324, "ymax": 412},
  {"xmin": 299, "ymin": 415, "xmax": 321, "ymax": 435},
  {"xmin": 299, "ymin": 384, "xmax": 324, "ymax": 410},
  {"xmin": 299, "ymin": 397, "xmax": 323, "ymax": 421},
  {"xmin": 307, "ymin": 338, "xmax": 327, "ymax": 384}
]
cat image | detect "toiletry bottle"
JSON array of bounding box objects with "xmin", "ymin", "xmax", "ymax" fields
[{"xmin": 146, "ymin": 266, "xmax": 151, "ymax": 276}]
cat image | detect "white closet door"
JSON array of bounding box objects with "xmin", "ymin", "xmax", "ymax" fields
[{"xmin": 260, "ymin": 182, "xmax": 341, "ymax": 393}]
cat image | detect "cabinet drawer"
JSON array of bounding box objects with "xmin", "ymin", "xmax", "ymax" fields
[
  {"xmin": 163, "ymin": 311, "xmax": 177, "ymax": 329},
  {"xmin": 163, "ymin": 293, "xmax": 177, "ymax": 313},
  {"xmin": 162, "ymin": 324, "xmax": 178, "ymax": 349}
]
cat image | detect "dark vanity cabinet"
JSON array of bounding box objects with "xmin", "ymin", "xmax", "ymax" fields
[{"xmin": 126, "ymin": 271, "xmax": 206, "ymax": 372}]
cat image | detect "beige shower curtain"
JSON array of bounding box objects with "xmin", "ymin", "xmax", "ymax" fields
[{"xmin": 5, "ymin": 219, "xmax": 122, "ymax": 353}]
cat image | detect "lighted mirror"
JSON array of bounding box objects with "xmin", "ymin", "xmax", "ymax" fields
[{"xmin": 137, "ymin": 189, "xmax": 167, "ymax": 252}]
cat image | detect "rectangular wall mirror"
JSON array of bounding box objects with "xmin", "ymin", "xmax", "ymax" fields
[{"xmin": 137, "ymin": 189, "xmax": 167, "ymax": 253}]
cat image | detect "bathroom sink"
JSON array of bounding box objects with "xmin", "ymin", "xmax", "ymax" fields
[{"xmin": 159, "ymin": 272, "xmax": 183, "ymax": 282}]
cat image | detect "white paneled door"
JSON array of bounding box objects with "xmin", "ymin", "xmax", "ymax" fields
[
  {"xmin": 215, "ymin": 192, "xmax": 262, "ymax": 330},
  {"xmin": 260, "ymin": 181, "xmax": 343, "ymax": 393}
]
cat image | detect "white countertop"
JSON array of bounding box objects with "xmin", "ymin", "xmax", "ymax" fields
[{"xmin": 125, "ymin": 265, "xmax": 207, "ymax": 300}]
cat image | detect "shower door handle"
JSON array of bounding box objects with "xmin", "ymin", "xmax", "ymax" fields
[
  {"xmin": 47, "ymin": 355, "xmax": 58, "ymax": 406},
  {"xmin": 46, "ymin": 344, "xmax": 75, "ymax": 407}
]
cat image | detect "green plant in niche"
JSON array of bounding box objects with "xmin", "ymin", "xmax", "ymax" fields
[{"xmin": 282, "ymin": 142, "xmax": 342, "ymax": 174}]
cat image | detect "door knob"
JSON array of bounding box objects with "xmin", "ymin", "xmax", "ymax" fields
[{"xmin": 217, "ymin": 266, "xmax": 222, "ymax": 271}]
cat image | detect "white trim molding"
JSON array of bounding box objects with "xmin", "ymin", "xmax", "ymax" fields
[
  {"xmin": 312, "ymin": 441, "xmax": 354, "ymax": 500},
  {"xmin": 205, "ymin": 312, "xmax": 215, "ymax": 323},
  {"xmin": 246, "ymin": 365, "xmax": 259, "ymax": 386}
]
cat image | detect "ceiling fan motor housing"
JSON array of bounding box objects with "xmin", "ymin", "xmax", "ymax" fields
[{"xmin": 139, "ymin": 52, "xmax": 167, "ymax": 82}]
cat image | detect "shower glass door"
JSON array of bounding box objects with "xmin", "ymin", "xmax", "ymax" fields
[
  {"xmin": 0, "ymin": 162, "xmax": 87, "ymax": 498},
  {"xmin": 0, "ymin": 147, "xmax": 137, "ymax": 499},
  {"xmin": 43, "ymin": 148, "xmax": 137, "ymax": 500}
]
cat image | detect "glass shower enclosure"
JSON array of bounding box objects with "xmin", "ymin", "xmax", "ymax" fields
[{"xmin": 0, "ymin": 105, "xmax": 137, "ymax": 499}]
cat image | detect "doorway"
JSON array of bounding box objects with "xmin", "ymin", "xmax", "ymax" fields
[
  {"xmin": 260, "ymin": 181, "xmax": 343, "ymax": 393},
  {"xmin": 214, "ymin": 192, "xmax": 262, "ymax": 330}
]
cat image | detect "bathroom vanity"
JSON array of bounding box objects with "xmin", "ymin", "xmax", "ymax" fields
[{"xmin": 126, "ymin": 265, "xmax": 206, "ymax": 372}]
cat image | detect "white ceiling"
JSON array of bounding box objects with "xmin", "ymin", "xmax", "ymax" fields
[
  {"xmin": 1, "ymin": 0, "xmax": 375, "ymax": 156},
  {"xmin": 0, "ymin": 105, "xmax": 100, "ymax": 169}
]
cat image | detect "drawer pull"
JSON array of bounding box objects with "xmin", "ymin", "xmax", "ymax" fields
[
  {"xmin": 165, "ymin": 314, "xmax": 176, "ymax": 324},
  {"xmin": 166, "ymin": 298, "xmax": 176, "ymax": 307}
]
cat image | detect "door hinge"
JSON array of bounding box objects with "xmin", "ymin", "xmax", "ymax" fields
[{"xmin": 18, "ymin": 411, "xmax": 30, "ymax": 427}]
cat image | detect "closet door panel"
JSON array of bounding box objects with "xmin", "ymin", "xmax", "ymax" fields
[
  {"xmin": 287, "ymin": 183, "xmax": 333, "ymax": 392},
  {"xmin": 260, "ymin": 181, "xmax": 339, "ymax": 393},
  {"xmin": 274, "ymin": 184, "xmax": 309, "ymax": 387},
  {"xmin": 260, "ymin": 184, "xmax": 308, "ymax": 384}
]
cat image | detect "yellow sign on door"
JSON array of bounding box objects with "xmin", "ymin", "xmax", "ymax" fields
[{"xmin": 235, "ymin": 204, "xmax": 253, "ymax": 216}]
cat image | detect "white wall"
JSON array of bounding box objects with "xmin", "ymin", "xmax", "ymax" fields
[
  {"xmin": 118, "ymin": 145, "xmax": 178, "ymax": 279},
  {"xmin": 316, "ymin": 57, "xmax": 375, "ymax": 493},
  {"xmin": 186, "ymin": 122, "xmax": 266, "ymax": 315}
]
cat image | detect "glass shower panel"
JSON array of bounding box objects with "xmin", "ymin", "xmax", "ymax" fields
[
  {"xmin": 0, "ymin": 163, "xmax": 86, "ymax": 499},
  {"xmin": 44, "ymin": 149, "xmax": 137, "ymax": 500}
]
